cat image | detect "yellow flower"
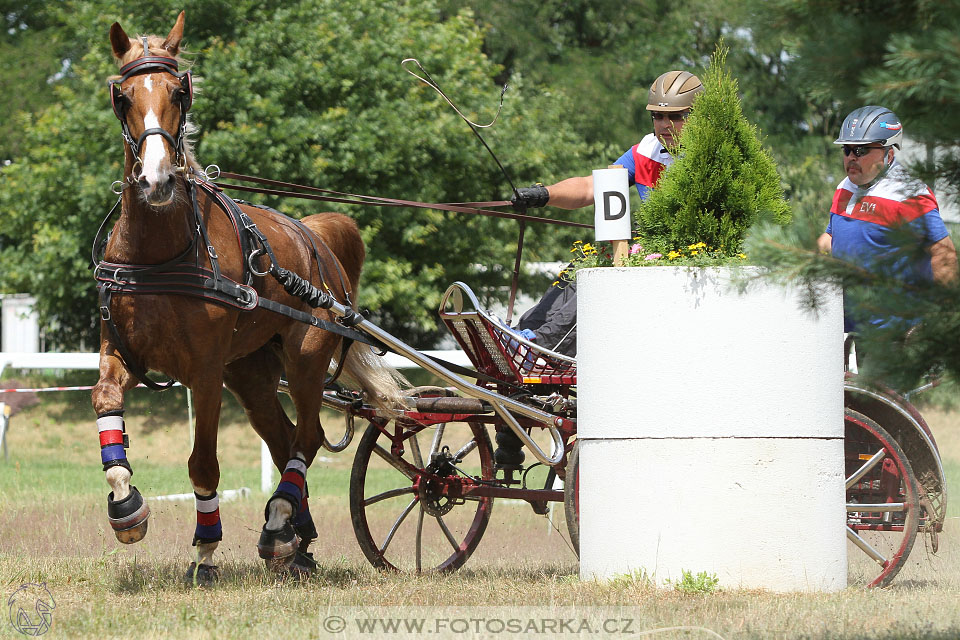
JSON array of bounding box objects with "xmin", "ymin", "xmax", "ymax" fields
[
  {"xmin": 667, "ymin": 250, "xmax": 681, "ymax": 260},
  {"xmin": 582, "ymin": 243, "xmax": 594, "ymax": 253},
  {"xmin": 738, "ymin": 253, "xmax": 747, "ymax": 260},
  {"xmin": 690, "ymin": 250, "xmax": 699, "ymax": 256}
]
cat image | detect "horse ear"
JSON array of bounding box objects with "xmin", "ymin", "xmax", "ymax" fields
[
  {"xmin": 162, "ymin": 11, "xmax": 185, "ymax": 55},
  {"xmin": 110, "ymin": 22, "xmax": 131, "ymax": 60}
]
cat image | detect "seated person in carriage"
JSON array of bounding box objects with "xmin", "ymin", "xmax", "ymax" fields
[
  {"xmin": 816, "ymin": 105, "xmax": 957, "ymax": 368},
  {"xmin": 505, "ymin": 70, "xmax": 703, "ymax": 358},
  {"xmin": 492, "ymin": 70, "xmax": 701, "ymax": 467}
]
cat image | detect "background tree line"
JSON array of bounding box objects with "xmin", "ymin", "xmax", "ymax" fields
[{"xmin": 1, "ymin": 0, "xmax": 958, "ymax": 373}]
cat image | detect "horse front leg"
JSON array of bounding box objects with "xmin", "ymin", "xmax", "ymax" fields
[
  {"xmin": 184, "ymin": 376, "xmax": 225, "ymax": 587},
  {"xmin": 92, "ymin": 351, "xmax": 149, "ymax": 544}
]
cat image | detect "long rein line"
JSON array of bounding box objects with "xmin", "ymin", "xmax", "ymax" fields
[{"xmin": 214, "ymin": 171, "xmax": 590, "ymax": 230}]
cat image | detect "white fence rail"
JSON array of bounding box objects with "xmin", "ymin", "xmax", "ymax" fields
[{"xmin": 0, "ymin": 349, "xmax": 471, "ymax": 493}]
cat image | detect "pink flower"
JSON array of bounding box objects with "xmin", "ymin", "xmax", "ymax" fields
[
  {"xmin": 644, "ymin": 253, "xmax": 663, "ymax": 261},
  {"xmin": 630, "ymin": 243, "xmax": 643, "ymax": 255}
]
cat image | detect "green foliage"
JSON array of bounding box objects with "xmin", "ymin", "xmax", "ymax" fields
[
  {"xmin": 0, "ymin": 0, "xmax": 591, "ymax": 348},
  {"xmin": 609, "ymin": 567, "xmax": 653, "ymax": 588},
  {"xmin": 637, "ymin": 44, "xmax": 791, "ymax": 257},
  {"xmin": 668, "ymin": 569, "xmax": 720, "ymax": 594}
]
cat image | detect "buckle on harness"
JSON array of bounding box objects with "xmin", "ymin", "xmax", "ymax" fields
[
  {"xmin": 237, "ymin": 285, "xmax": 259, "ymax": 311},
  {"xmin": 97, "ymin": 265, "xmax": 128, "ymax": 286},
  {"xmin": 247, "ymin": 248, "xmax": 270, "ymax": 277},
  {"xmin": 100, "ymin": 305, "xmax": 112, "ymax": 321}
]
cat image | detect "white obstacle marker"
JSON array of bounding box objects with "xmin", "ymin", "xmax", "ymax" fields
[
  {"xmin": 577, "ymin": 266, "xmax": 846, "ymax": 592},
  {"xmin": 592, "ymin": 165, "xmax": 631, "ymax": 264}
]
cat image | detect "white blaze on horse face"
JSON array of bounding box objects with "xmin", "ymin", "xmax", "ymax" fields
[
  {"xmin": 143, "ymin": 74, "xmax": 153, "ymax": 93},
  {"xmin": 140, "ymin": 108, "xmax": 172, "ymax": 199}
]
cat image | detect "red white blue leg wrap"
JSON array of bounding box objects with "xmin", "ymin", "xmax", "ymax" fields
[
  {"xmin": 194, "ymin": 491, "xmax": 222, "ymax": 544},
  {"xmin": 98, "ymin": 411, "xmax": 131, "ymax": 473},
  {"xmin": 270, "ymin": 456, "xmax": 307, "ymax": 517}
]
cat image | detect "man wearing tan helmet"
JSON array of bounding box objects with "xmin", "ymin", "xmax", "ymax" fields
[
  {"xmin": 510, "ymin": 70, "xmax": 703, "ymax": 210},
  {"xmin": 490, "ymin": 71, "xmax": 703, "ymax": 468}
]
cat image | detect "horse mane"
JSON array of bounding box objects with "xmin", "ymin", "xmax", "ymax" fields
[{"xmin": 108, "ymin": 34, "xmax": 202, "ymax": 172}]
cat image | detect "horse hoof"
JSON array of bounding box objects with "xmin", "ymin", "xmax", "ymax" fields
[
  {"xmin": 257, "ymin": 521, "xmax": 299, "ymax": 563},
  {"xmin": 184, "ymin": 562, "xmax": 220, "ymax": 587},
  {"xmin": 288, "ymin": 550, "xmax": 318, "ymax": 580},
  {"xmin": 107, "ymin": 486, "xmax": 150, "ymax": 544}
]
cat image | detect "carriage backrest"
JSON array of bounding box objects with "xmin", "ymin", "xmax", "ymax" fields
[{"xmin": 438, "ymin": 282, "xmax": 576, "ymax": 387}]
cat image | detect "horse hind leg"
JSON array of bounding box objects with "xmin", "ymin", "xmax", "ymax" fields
[{"xmin": 223, "ymin": 347, "xmax": 317, "ymax": 576}]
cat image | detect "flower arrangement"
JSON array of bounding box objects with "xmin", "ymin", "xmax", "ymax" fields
[{"xmin": 560, "ymin": 238, "xmax": 747, "ymax": 283}]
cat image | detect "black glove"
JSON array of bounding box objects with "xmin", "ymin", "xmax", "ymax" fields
[{"xmin": 511, "ymin": 184, "xmax": 549, "ymax": 211}]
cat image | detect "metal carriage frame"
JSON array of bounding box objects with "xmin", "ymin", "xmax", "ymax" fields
[{"xmin": 307, "ymin": 278, "xmax": 946, "ymax": 587}]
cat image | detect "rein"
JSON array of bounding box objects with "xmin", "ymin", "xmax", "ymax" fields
[{"xmin": 215, "ymin": 172, "xmax": 592, "ymax": 230}]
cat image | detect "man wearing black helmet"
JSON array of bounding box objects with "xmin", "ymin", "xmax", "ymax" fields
[
  {"xmin": 504, "ymin": 70, "xmax": 704, "ymax": 356},
  {"xmin": 817, "ymin": 105, "xmax": 957, "ymax": 333}
]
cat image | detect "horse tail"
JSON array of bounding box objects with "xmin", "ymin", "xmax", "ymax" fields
[{"xmin": 337, "ymin": 343, "xmax": 410, "ymax": 415}]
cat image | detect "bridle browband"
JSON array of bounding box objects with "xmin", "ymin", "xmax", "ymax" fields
[{"xmin": 110, "ymin": 36, "xmax": 193, "ymax": 174}]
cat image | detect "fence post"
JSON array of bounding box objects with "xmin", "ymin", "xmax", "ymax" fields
[{"xmin": 1, "ymin": 402, "xmax": 10, "ymax": 462}]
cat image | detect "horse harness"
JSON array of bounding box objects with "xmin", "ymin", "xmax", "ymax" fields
[
  {"xmin": 94, "ymin": 176, "xmax": 378, "ymax": 390},
  {"xmin": 98, "ymin": 41, "xmax": 381, "ymax": 390}
]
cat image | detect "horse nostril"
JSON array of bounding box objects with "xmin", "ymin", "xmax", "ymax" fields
[{"xmin": 138, "ymin": 176, "xmax": 151, "ymax": 191}]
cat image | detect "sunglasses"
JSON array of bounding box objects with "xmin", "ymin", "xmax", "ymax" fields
[
  {"xmin": 842, "ymin": 145, "xmax": 885, "ymax": 158},
  {"xmin": 651, "ymin": 111, "xmax": 689, "ymax": 122}
]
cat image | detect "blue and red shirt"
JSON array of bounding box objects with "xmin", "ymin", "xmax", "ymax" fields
[
  {"xmin": 613, "ymin": 133, "xmax": 673, "ymax": 201},
  {"xmin": 825, "ymin": 161, "xmax": 949, "ymax": 329}
]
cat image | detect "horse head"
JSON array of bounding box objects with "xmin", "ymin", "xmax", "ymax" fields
[{"xmin": 109, "ymin": 11, "xmax": 194, "ymax": 207}]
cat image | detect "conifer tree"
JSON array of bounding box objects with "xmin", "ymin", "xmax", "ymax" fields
[{"xmin": 637, "ymin": 44, "xmax": 791, "ymax": 255}]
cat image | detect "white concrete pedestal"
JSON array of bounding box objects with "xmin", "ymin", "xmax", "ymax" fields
[{"xmin": 577, "ymin": 266, "xmax": 846, "ymax": 591}]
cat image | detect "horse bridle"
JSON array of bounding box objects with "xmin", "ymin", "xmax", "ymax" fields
[{"xmin": 110, "ymin": 37, "xmax": 193, "ymax": 173}]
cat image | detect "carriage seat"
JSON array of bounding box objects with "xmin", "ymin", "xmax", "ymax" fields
[{"xmin": 438, "ymin": 282, "xmax": 576, "ymax": 387}]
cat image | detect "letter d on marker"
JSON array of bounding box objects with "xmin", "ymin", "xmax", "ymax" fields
[
  {"xmin": 603, "ymin": 191, "xmax": 626, "ymax": 221},
  {"xmin": 592, "ymin": 166, "xmax": 631, "ymax": 242}
]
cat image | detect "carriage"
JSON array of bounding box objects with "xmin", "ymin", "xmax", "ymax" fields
[
  {"xmin": 95, "ymin": 11, "xmax": 946, "ymax": 590},
  {"xmin": 303, "ymin": 280, "xmax": 947, "ymax": 588}
]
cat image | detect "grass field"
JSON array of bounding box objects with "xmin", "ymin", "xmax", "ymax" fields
[{"xmin": 1, "ymin": 377, "xmax": 959, "ymax": 639}]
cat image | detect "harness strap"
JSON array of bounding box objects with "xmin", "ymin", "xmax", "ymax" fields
[{"xmin": 98, "ymin": 286, "xmax": 177, "ymax": 391}]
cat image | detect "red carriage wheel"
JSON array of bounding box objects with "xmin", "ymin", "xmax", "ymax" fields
[
  {"xmin": 349, "ymin": 414, "xmax": 494, "ymax": 572},
  {"xmin": 563, "ymin": 439, "xmax": 580, "ymax": 556},
  {"xmin": 845, "ymin": 408, "xmax": 920, "ymax": 587}
]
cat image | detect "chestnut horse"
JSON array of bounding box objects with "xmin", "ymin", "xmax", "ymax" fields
[{"xmin": 93, "ymin": 11, "xmax": 405, "ymax": 584}]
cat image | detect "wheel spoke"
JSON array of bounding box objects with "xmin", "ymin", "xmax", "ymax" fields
[
  {"xmin": 429, "ymin": 423, "xmax": 447, "ymax": 459},
  {"xmin": 364, "ymin": 486, "xmax": 416, "ymax": 507},
  {"xmin": 379, "ymin": 497, "xmax": 419, "ymax": 555},
  {"xmin": 846, "ymin": 525, "xmax": 887, "ymax": 567},
  {"xmin": 415, "ymin": 505, "xmax": 425, "ymax": 572},
  {"xmin": 373, "ymin": 443, "xmax": 418, "ymax": 480},
  {"xmin": 453, "ymin": 438, "xmax": 478, "ymax": 461},
  {"xmin": 846, "ymin": 449, "xmax": 886, "ymax": 490},
  {"xmin": 411, "ymin": 434, "xmax": 424, "ymax": 469},
  {"xmin": 435, "ymin": 515, "xmax": 460, "ymax": 551}
]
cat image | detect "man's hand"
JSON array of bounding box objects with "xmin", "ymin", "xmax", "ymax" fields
[{"xmin": 511, "ymin": 185, "xmax": 549, "ymax": 211}]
